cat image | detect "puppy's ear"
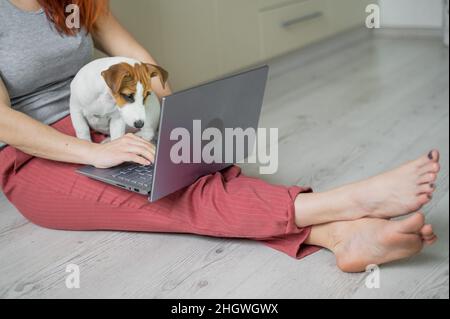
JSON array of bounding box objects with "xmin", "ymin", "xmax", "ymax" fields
[
  {"xmin": 145, "ymin": 64, "xmax": 169, "ymax": 89},
  {"xmin": 101, "ymin": 63, "xmax": 131, "ymax": 94}
]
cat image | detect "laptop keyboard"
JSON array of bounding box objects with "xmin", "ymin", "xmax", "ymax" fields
[{"xmin": 112, "ymin": 164, "xmax": 154, "ymax": 189}]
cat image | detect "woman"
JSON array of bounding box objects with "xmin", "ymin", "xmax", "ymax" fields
[{"xmin": 0, "ymin": 0, "xmax": 441, "ymax": 273}]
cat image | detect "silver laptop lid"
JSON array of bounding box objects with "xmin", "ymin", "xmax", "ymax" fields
[{"xmin": 150, "ymin": 65, "xmax": 269, "ymax": 202}]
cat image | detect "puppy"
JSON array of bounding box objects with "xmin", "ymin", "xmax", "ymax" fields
[{"xmin": 70, "ymin": 57, "xmax": 169, "ymax": 142}]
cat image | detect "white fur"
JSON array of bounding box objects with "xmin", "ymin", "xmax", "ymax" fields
[{"xmin": 70, "ymin": 57, "xmax": 161, "ymax": 142}]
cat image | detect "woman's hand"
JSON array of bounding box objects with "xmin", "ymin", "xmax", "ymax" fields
[{"xmin": 88, "ymin": 133, "xmax": 156, "ymax": 168}]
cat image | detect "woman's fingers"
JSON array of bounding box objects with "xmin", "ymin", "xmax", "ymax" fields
[
  {"xmin": 96, "ymin": 134, "xmax": 156, "ymax": 167},
  {"xmin": 116, "ymin": 134, "xmax": 155, "ymax": 163},
  {"xmin": 124, "ymin": 153, "xmax": 151, "ymax": 166},
  {"xmin": 124, "ymin": 145, "xmax": 155, "ymax": 163}
]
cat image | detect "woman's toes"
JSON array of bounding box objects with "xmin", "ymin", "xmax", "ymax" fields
[
  {"xmin": 428, "ymin": 150, "xmax": 440, "ymax": 162},
  {"xmin": 412, "ymin": 194, "xmax": 432, "ymax": 210},
  {"xmin": 416, "ymin": 150, "xmax": 440, "ymax": 168},
  {"xmin": 418, "ymin": 173, "xmax": 437, "ymax": 185},
  {"xmin": 420, "ymin": 224, "xmax": 437, "ymax": 244},
  {"xmin": 423, "ymin": 193, "xmax": 433, "ymax": 201},
  {"xmin": 419, "ymin": 162, "xmax": 441, "ymax": 175},
  {"xmin": 394, "ymin": 213, "xmax": 425, "ymax": 234},
  {"xmin": 424, "ymin": 236, "xmax": 438, "ymax": 246},
  {"xmin": 416, "ymin": 153, "xmax": 432, "ymax": 167},
  {"xmin": 420, "ymin": 224, "xmax": 434, "ymax": 237},
  {"xmin": 418, "ymin": 183, "xmax": 436, "ymax": 195},
  {"xmin": 432, "ymin": 163, "xmax": 441, "ymax": 173},
  {"xmin": 423, "ymin": 234, "xmax": 436, "ymax": 241}
]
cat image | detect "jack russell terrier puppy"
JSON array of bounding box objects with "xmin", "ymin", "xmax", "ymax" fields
[{"xmin": 70, "ymin": 57, "xmax": 169, "ymax": 142}]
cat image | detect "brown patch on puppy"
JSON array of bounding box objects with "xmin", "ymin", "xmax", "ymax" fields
[
  {"xmin": 101, "ymin": 63, "xmax": 134, "ymax": 107},
  {"xmin": 101, "ymin": 62, "xmax": 169, "ymax": 107}
]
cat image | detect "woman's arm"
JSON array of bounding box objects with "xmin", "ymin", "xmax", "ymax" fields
[
  {"xmin": 1, "ymin": 6, "xmax": 162, "ymax": 167},
  {"xmin": 0, "ymin": 77, "xmax": 155, "ymax": 168},
  {"xmin": 92, "ymin": 9, "xmax": 172, "ymax": 98}
]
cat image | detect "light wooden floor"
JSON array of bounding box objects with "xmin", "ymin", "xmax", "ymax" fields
[{"xmin": 0, "ymin": 31, "xmax": 448, "ymax": 299}]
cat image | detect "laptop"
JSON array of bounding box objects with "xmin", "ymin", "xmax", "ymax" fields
[{"xmin": 77, "ymin": 65, "xmax": 269, "ymax": 202}]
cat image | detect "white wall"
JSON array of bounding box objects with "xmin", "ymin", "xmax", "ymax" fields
[{"xmin": 379, "ymin": 0, "xmax": 444, "ymax": 28}]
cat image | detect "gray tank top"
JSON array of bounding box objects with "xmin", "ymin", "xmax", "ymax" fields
[{"xmin": 0, "ymin": 0, "xmax": 93, "ymax": 147}]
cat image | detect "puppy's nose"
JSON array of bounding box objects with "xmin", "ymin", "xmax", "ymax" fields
[{"xmin": 134, "ymin": 120, "xmax": 145, "ymax": 129}]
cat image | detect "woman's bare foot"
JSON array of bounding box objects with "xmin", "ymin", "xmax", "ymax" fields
[
  {"xmin": 347, "ymin": 150, "xmax": 441, "ymax": 219},
  {"xmin": 295, "ymin": 150, "xmax": 441, "ymax": 227},
  {"xmin": 306, "ymin": 213, "xmax": 437, "ymax": 273}
]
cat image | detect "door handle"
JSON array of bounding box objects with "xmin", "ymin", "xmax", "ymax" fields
[{"xmin": 281, "ymin": 11, "xmax": 323, "ymax": 28}]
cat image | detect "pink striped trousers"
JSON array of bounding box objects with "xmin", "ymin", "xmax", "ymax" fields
[{"xmin": 0, "ymin": 116, "xmax": 319, "ymax": 259}]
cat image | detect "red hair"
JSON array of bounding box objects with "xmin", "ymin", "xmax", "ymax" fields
[{"xmin": 37, "ymin": 0, "xmax": 109, "ymax": 35}]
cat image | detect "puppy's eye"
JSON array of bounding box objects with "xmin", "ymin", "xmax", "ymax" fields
[{"xmin": 121, "ymin": 93, "xmax": 135, "ymax": 103}]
